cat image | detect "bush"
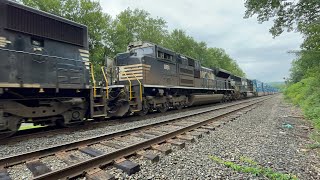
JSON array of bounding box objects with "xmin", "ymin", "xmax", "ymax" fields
[{"xmin": 284, "ymin": 76, "xmax": 320, "ymax": 130}]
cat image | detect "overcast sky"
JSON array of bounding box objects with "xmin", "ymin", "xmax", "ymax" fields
[{"xmin": 100, "ymin": 0, "xmax": 303, "ymax": 82}]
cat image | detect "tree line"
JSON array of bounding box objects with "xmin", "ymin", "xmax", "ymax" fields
[
  {"xmin": 19, "ymin": 0, "xmax": 245, "ymax": 77},
  {"xmin": 245, "ymin": 0, "xmax": 320, "ymax": 131}
]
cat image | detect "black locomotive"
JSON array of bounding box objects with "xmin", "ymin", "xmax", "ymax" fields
[
  {"xmin": 0, "ymin": 0, "xmax": 274, "ymax": 138},
  {"xmin": 107, "ymin": 42, "xmax": 255, "ymax": 117},
  {"xmin": 0, "ymin": 0, "xmax": 93, "ymax": 137}
]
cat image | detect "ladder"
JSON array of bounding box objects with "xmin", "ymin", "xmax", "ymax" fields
[
  {"xmin": 90, "ymin": 64, "xmax": 108, "ymax": 119},
  {"xmin": 121, "ymin": 71, "xmax": 143, "ymax": 112},
  {"xmin": 91, "ymin": 87, "xmax": 107, "ymax": 119}
]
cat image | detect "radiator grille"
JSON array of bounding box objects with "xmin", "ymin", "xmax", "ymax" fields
[
  {"xmin": 6, "ymin": 4, "xmax": 85, "ymax": 47},
  {"xmin": 181, "ymin": 79, "xmax": 193, "ymax": 84},
  {"xmin": 180, "ymin": 68, "xmax": 193, "ymax": 75}
]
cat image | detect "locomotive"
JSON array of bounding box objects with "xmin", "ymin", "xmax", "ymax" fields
[
  {"xmin": 0, "ymin": 0, "xmax": 92, "ymax": 137},
  {"xmin": 106, "ymin": 41, "xmax": 256, "ymax": 117},
  {"xmin": 0, "ymin": 0, "xmax": 277, "ymax": 138}
]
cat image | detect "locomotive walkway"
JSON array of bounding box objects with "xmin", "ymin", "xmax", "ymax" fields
[{"xmin": 1, "ymin": 95, "xmax": 319, "ymax": 179}]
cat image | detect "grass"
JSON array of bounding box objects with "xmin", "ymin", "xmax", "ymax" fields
[
  {"xmin": 209, "ymin": 155, "xmax": 298, "ymax": 180},
  {"xmin": 19, "ymin": 124, "xmax": 44, "ymax": 131}
]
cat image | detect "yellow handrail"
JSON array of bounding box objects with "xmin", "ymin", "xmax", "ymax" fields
[
  {"xmin": 101, "ymin": 66, "xmax": 109, "ymax": 99},
  {"xmin": 122, "ymin": 71, "xmax": 132, "ymax": 100},
  {"xmin": 129, "ymin": 72, "xmax": 143, "ymax": 101},
  {"xmin": 90, "ymin": 63, "xmax": 97, "ymax": 97}
]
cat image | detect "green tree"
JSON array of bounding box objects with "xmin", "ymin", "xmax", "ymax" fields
[
  {"xmin": 108, "ymin": 8, "xmax": 168, "ymax": 56},
  {"xmin": 244, "ymin": 0, "xmax": 320, "ymax": 37}
]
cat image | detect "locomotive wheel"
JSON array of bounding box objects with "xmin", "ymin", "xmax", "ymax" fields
[
  {"xmin": 0, "ymin": 116, "xmax": 21, "ymax": 139},
  {"xmin": 136, "ymin": 105, "xmax": 149, "ymax": 116},
  {"xmin": 175, "ymin": 103, "xmax": 184, "ymax": 110},
  {"xmin": 55, "ymin": 118, "xmax": 66, "ymax": 128},
  {"xmin": 157, "ymin": 102, "xmax": 169, "ymax": 113}
]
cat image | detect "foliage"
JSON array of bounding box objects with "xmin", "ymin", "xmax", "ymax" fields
[
  {"xmin": 244, "ymin": 0, "xmax": 320, "ymax": 39},
  {"xmin": 209, "ymin": 155, "xmax": 298, "ymax": 179},
  {"xmin": 108, "ymin": 8, "xmax": 168, "ymax": 56},
  {"xmin": 284, "ymin": 76, "xmax": 320, "ymax": 130},
  {"xmin": 269, "ymin": 82, "xmax": 286, "ymax": 91},
  {"xmin": 163, "ymin": 29, "xmax": 245, "ymax": 76}
]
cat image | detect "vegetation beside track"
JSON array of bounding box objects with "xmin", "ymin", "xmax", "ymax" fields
[
  {"xmin": 19, "ymin": 124, "xmax": 43, "ymax": 131},
  {"xmin": 209, "ymin": 155, "xmax": 298, "ymax": 180},
  {"xmin": 244, "ymin": 0, "xmax": 320, "ymax": 144}
]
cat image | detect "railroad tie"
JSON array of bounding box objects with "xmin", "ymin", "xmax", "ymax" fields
[
  {"xmin": 194, "ymin": 128, "xmax": 210, "ymax": 134},
  {"xmin": 114, "ymin": 158, "xmax": 140, "ymax": 175},
  {"xmin": 0, "ymin": 168, "xmax": 11, "ymax": 180},
  {"xmin": 131, "ymin": 133, "xmax": 155, "ymax": 140},
  {"xmin": 100, "ymin": 141, "xmax": 123, "ymax": 149},
  {"xmin": 186, "ymin": 131, "xmax": 203, "ymax": 138},
  {"xmin": 56, "ymin": 152, "xmax": 82, "ymax": 165},
  {"xmin": 209, "ymin": 122, "xmax": 223, "ymax": 127},
  {"xmin": 79, "ymin": 147, "xmax": 105, "ymax": 157},
  {"xmin": 201, "ymin": 125, "xmax": 216, "ymax": 130},
  {"xmin": 136, "ymin": 150, "xmax": 160, "ymax": 163},
  {"xmin": 176, "ymin": 135, "xmax": 195, "ymax": 142},
  {"xmin": 26, "ymin": 160, "xmax": 51, "ymax": 177},
  {"xmin": 85, "ymin": 168, "xmax": 115, "ymax": 180},
  {"xmin": 151, "ymin": 144, "xmax": 172, "ymax": 155},
  {"xmin": 166, "ymin": 139, "xmax": 186, "ymax": 149}
]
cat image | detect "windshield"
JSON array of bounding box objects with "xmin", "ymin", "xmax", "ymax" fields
[{"xmin": 132, "ymin": 47, "xmax": 154, "ymax": 56}]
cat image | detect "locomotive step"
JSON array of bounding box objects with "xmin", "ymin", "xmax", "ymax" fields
[
  {"xmin": 92, "ymin": 114, "xmax": 107, "ymax": 118},
  {"xmin": 94, "ymin": 104, "xmax": 105, "ymax": 107},
  {"xmin": 129, "ymin": 102, "xmax": 138, "ymax": 106}
]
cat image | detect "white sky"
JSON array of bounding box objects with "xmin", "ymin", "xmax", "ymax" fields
[{"xmin": 100, "ymin": 0, "xmax": 303, "ymax": 82}]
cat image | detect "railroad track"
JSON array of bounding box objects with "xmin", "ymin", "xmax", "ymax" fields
[
  {"xmin": 0, "ymin": 96, "xmax": 272, "ymax": 180},
  {"xmin": 1, "ymin": 97, "xmax": 266, "ymax": 145}
]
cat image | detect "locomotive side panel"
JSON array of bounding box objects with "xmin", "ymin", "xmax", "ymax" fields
[
  {"xmin": 0, "ymin": 1, "xmax": 90, "ymax": 89},
  {"xmin": 0, "ymin": 1, "xmax": 91, "ymax": 138}
]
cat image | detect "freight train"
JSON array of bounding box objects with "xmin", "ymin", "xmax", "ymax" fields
[{"xmin": 0, "ymin": 0, "xmax": 277, "ymax": 138}]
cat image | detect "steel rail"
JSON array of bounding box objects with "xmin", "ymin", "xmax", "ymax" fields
[
  {"xmin": 34, "ymin": 97, "xmax": 270, "ymax": 180},
  {"xmin": 0, "ymin": 96, "xmax": 270, "ymax": 168}
]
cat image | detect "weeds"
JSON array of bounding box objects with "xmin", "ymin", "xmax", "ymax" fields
[{"xmin": 209, "ymin": 155, "xmax": 298, "ymax": 180}]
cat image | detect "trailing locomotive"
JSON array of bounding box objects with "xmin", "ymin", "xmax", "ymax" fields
[
  {"xmin": 0, "ymin": 1, "xmax": 277, "ymax": 138},
  {"xmin": 106, "ymin": 41, "xmax": 256, "ymax": 117}
]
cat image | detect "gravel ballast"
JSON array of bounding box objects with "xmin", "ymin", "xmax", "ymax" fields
[{"xmin": 124, "ymin": 95, "xmax": 320, "ymax": 179}]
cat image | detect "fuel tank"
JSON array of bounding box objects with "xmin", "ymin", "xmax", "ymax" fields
[
  {"xmin": 246, "ymin": 93, "xmax": 254, "ymax": 98},
  {"xmin": 188, "ymin": 94, "xmax": 224, "ymax": 106}
]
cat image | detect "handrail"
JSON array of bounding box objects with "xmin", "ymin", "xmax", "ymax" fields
[
  {"xmin": 129, "ymin": 72, "xmax": 143, "ymax": 101},
  {"xmin": 122, "ymin": 71, "xmax": 132, "ymax": 100},
  {"xmin": 90, "ymin": 63, "xmax": 97, "ymax": 97},
  {"xmin": 101, "ymin": 66, "xmax": 109, "ymax": 99}
]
